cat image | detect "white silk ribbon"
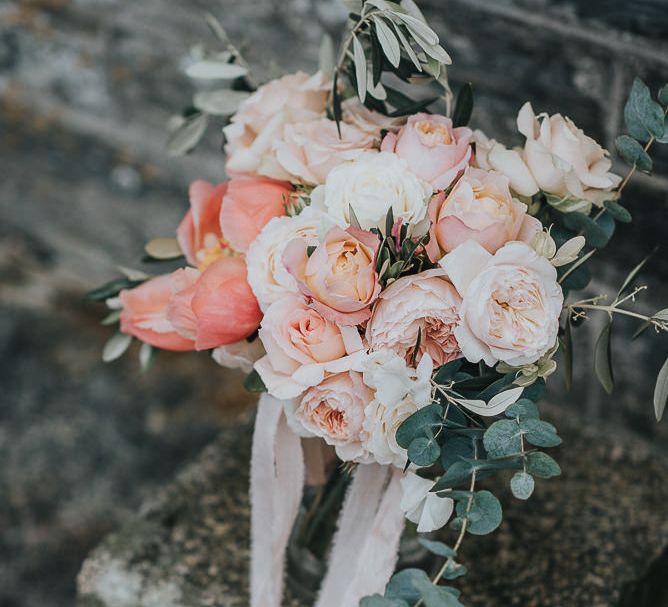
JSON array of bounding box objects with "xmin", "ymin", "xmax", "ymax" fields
[
  {"xmin": 250, "ymin": 396, "xmax": 404, "ymax": 607},
  {"xmin": 250, "ymin": 394, "xmax": 305, "ymax": 607}
]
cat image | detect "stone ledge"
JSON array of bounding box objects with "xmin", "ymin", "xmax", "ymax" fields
[{"xmin": 77, "ymin": 407, "xmax": 668, "ymax": 607}]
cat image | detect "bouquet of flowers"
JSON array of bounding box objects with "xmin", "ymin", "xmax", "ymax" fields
[{"xmin": 89, "ymin": 1, "xmax": 668, "ymax": 605}]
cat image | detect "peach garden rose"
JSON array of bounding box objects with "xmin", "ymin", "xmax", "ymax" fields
[
  {"xmin": 425, "ymin": 167, "xmax": 542, "ymax": 259},
  {"xmin": 283, "ymin": 225, "xmax": 381, "ymax": 325},
  {"xmin": 254, "ymin": 295, "xmax": 365, "ymax": 399},
  {"xmin": 381, "ymin": 113, "xmax": 473, "ymax": 190},
  {"xmin": 365, "ymin": 269, "xmax": 462, "ymax": 367}
]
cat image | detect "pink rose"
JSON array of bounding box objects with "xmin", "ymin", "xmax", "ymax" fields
[
  {"xmin": 274, "ymin": 118, "xmax": 376, "ymax": 185},
  {"xmin": 366, "ymin": 269, "xmax": 462, "ymax": 367},
  {"xmin": 254, "ymin": 295, "xmax": 365, "ymax": 399},
  {"xmin": 295, "ymin": 371, "xmax": 373, "ymax": 461},
  {"xmin": 219, "ymin": 177, "xmax": 293, "ymax": 253},
  {"xmin": 119, "ymin": 272, "xmax": 196, "ymax": 352},
  {"xmin": 283, "ymin": 226, "xmax": 381, "ymax": 326},
  {"xmin": 425, "ymin": 167, "xmax": 542, "ymax": 260},
  {"xmin": 381, "ymin": 113, "xmax": 473, "ymax": 190},
  {"xmin": 223, "ymin": 71, "xmax": 329, "ymax": 176},
  {"xmin": 176, "ymin": 180, "xmax": 229, "ymax": 269},
  {"xmin": 169, "ymin": 256, "xmax": 262, "ymax": 351},
  {"xmin": 341, "ymin": 98, "xmax": 405, "ymax": 139}
]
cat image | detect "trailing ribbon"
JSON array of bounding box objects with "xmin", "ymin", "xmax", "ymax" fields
[
  {"xmin": 249, "ymin": 396, "xmax": 405, "ymax": 607},
  {"xmin": 250, "ymin": 394, "xmax": 305, "ymax": 607}
]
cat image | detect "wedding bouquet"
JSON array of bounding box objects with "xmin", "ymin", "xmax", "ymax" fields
[{"xmin": 89, "ymin": 1, "xmax": 668, "ymax": 605}]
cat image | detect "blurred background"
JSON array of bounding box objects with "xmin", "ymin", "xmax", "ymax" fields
[{"xmin": 1, "ymin": 1, "xmax": 667, "ymax": 606}]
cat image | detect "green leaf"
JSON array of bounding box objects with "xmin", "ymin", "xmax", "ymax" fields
[
  {"xmin": 360, "ymin": 595, "xmax": 408, "ymax": 607},
  {"xmin": 373, "ymin": 16, "xmax": 402, "ymax": 68},
  {"xmin": 562, "ymin": 319, "xmax": 573, "ymax": 391},
  {"xmin": 562, "ymin": 212, "xmax": 610, "ymax": 249},
  {"xmin": 615, "ymin": 135, "xmax": 652, "ymax": 173},
  {"xmin": 510, "ymin": 472, "xmax": 535, "ymax": 500},
  {"xmin": 603, "ymin": 200, "xmax": 632, "ymax": 223},
  {"xmin": 432, "ymin": 460, "xmax": 474, "ymax": 491},
  {"xmin": 624, "ymin": 78, "xmax": 665, "ymax": 142},
  {"xmin": 396, "ymin": 403, "xmax": 443, "ymax": 449},
  {"xmin": 594, "ymin": 321, "xmax": 614, "ymax": 394},
  {"xmin": 138, "ymin": 342, "xmax": 154, "ymax": 372},
  {"xmin": 659, "ymin": 84, "xmax": 668, "ymax": 107},
  {"xmin": 654, "ymin": 356, "xmax": 668, "ymax": 422},
  {"xmin": 483, "ymin": 419, "xmax": 521, "ymax": 458},
  {"xmin": 167, "ymin": 112, "xmax": 208, "ymax": 156},
  {"xmin": 440, "ymin": 435, "xmax": 473, "ymax": 470},
  {"xmin": 440, "ymin": 560, "xmax": 467, "ymax": 581},
  {"xmin": 433, "ymin": 360, "xmax": 464, "ymax": 384},
  {"xmin": 505, "ymin": 399, "xmax": 540, "ymax": 420},
  {"xmin": 352, "ymin": 35, "xmax": 368, "ymax": 103},
  {"xmin": 387, "ymin": 96, "xmax": 440, "ymax": 117},
  {"xmin": 244, "ymin": 369, "xmax": 267, "ymax": 393},
  {"xmin": 408, "ymin": 436, "xmax": 441, "ymax": 466},
  {"xmin": 616, "ymin": 250, "xmax": 655, "ymax": 297},
  {"xmin": 457, "ymin": 490, "xmax": 502, "ymax": 535},
  {"xmin": 193, "ymin": 89, "xmax": 251, "ymax": 116},
  {"xmin": 526, "ymin": 452, "xmax": 561, "ymax": 478},
  {"xmin": 84, "ymin": 277, "xmax": 142, "ymax": 301},
  {"xmin": 452, "ymin": 83, "xmax": 473, "ymax": 128},
  {"xmin": 385, "ymin": 569, "xmax": 431, "ymax": 603},
  {"xmin": 520, "ymin": 419, "xmax": 562, "ymax": 448},
  {"xmin": 417, "ymin": 539, "xmax": 456, "ymax": 558},
  {"xmin": 102, "ymin": 332, "xmax": 132, "ymax": 362},
  {"xmin": 392, "ymin": 13, "xmax": 439, "ymax": 45},
  {"xmin": 391, "ymin": 21, "xmax": 422, "ymax": 72},
  {"xmin": 101, "ymin": 309, "xmax": 122, "ymax": 325},
  {"xmin": 185, "ymin": 60, "xmax": 247, "ymax": 80}
]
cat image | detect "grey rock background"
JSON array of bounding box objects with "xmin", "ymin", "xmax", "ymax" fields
[{"xmin": 1, "ymin": 0, "xmax": 667, "ymax": 606}]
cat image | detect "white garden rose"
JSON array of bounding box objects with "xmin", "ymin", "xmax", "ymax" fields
[
  {"xmin": 517, "ymin": 102, "xmax": 621, "ymax": 205},
  {"xmin": 310, "ymin": 151, "xmax": 432, "ymax": 230},
  {"xmin": 246, "ymin": 206, "xmax": 324, "ymax": 311},
  {"xmin": 362, "ymin": 352, "xmax": 433, "ymax": 468},
  {"xmin": 440, "ymin": 240, "xmax": 563, "ymax": 367},
  {"xmin": 211, "ymin": 338, "xmax": 264, "ymax": 374}
]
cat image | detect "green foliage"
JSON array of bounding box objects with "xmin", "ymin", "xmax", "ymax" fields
[
  {"xmin": 526, "ymin": 452, "xmax": 561, "ymax": 478},
  {"xmin": 383, "ymin": 569, "xmax": 464, "ymax": 607},
  {"xmin": 594, "ymin": 321, "xmax": 614, "ymax": 394},
  {"xmin": 85, "ymin": 277, "xmax": 144, "ymax": 301},
  {"xmin": 603, "ymin": 201, "xmax": 632, "ymax": 223},
  {"xmin": 616, "ymin": 135, "xmax": 652, "ymax": 173},
  {"xmin": 452, "ymin": 83, "xmax": 473, "ymax": 128},
  {"xmin": 624, "ymin": 78, "xmax": 665, "ymax": 143},
  {"xmin": 243, "ymin": 369, "xmax": 267, "ymax": 393},
  {"xmin": 456, "ymin": 490, "xmax": 502, "ymax": 535},
  {"xmin": 504, "ymin": 399, "xmax": 539, "ymax": 420},
  {"xmin": 360, "ymin": 596, "xmax": 408, "ymax": 607},
  {"xmin": 417, "ymin": 539, "xmax": 456, "ymax": 558},
  {"xmin": 510, "ymin": 472, "xmax": 535, "ymax": 500},
  {"xmin": 483, "ymin": 420, "xmax": 521, "ymax": 457},
  {"xmin": 396, "ymin": 403, "xmax": 443, "ymax": 449},
  {"xmin": 654, "ymin": 357, "xmax": 668, "ymax": 422},
  {"xmin": 520, "ymin": 419, "xmax": 562, "ymax": 448},
  {"xmin": 408, "ymin": 435, "xmax": 441, "ymax": 467}
]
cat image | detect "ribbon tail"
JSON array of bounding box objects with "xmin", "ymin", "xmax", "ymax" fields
[
  {"xmin": 250, "ymin": 394, "xmax": 304, "ymax": 607},
  {"xmin": 316, "ymin": 464, "xmax": 405, "ymax": 607}
]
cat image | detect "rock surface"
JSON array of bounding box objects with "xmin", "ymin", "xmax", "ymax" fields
[{"xmin": 76, "ymin": 407, "xmax": 668, "ymax": 607}]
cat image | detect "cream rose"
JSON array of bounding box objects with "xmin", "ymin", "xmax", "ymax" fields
[
  {"xmin": 517, "ymin": 103, "xmax": 621, "ymax": 204},
  {"xmin": 273, "ymin": 118, "xmax": 377, "ymax": 185},
  {"xmin": 295, "ymin": 371, "xmax": 373, "ymax": 461},
  {"xmin": 362, "ymin": 352, "xmax": 433, "ymax": 468},
  {"xmin": 440, "ymin": 240, "xmax": 563, "ymax": 367},
  {"xmin": 211, "ymin": 338, "xmax": 264, "ymax": 374},
  {"xmin": 246, "ymin": 206, "xmax": 323, "ymax": 311},
  {"xmin": 381, "ymin": 113, "xmax": 473, "ymax": 190},
  {"xmin": 341, "ymin": 98, "xmax": 405, "ymax": 140},
  {"xmin": 310, "ymin": 151, "xmax": 432, "ymax": 230},
  {"xmin": 223, "ymin": 71, "xmax": 329, "ymax": 176},
  {"xmin": 366, "ymin": 269, "xmax": 461, "ymax": 366},
  {"xmin": 425, "ymin": 167, "xmax": 542, "ymax": 259},
  {"xmin": 283, "ymin": 225, "xmax": 381, "ymax": 325},
  {"xmin": 254, "ymin": 295, "xmax": 366, "ymax": 399}
]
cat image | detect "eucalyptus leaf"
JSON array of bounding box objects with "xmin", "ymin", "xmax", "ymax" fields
[
  {"xmin": 408, "ymin": 436, "xmax": 441, "ymax": 467},
  {"xmin": 353, "ymin": 35, "xmax": 368, "ymax": 103},
  {"xmin": 185, "ymin": 60, "xmax": 247, "ymax": 80},
  {"xmin": 654, "ymin": 356, "xmax": 668, "ymax": 422},
  {"xmin": 504, "ymin": 399, "xmax": 540, "ymax": 420},
  {"xmin": 510, "ymin": 472, "xmax": 535, "ymax": 500},
  {"xmin": 244, "ymin": 369, "xmax": 267, "ymax": 393},
  {"xmin": 432, "ymin": 460, "xmax": 474, "ymax": 491},
  {"xmin": 624, "ymin": 78, "xmax": 665, "ymax": 142},
  {"xmin": 102, "ymin": 332, "xmax": 132, "ymax": 363},
  {"xmin": 372, "ymin": 16, "xmax": 402, "ymax": 68},
  {"xmin": 417, "ymin": 538, "xmax": 456, "ymax": 558},
  {"xmin": 526, "ymin": 452, "xmax": 561, "ymax": 478},
  {"xmin": 441, "ymin": 435, "xmax": 473, "ymax": 470},
  {"xmin": 520, "ymin": 419, "xmax": 562, "ymax": 448},
  {"xmin": 603, "ymin": 200, "xmax": 632, "ymax": 223},
  {"xmin": 483, "ymin": 419, "xmax": 521, "ymax": 458},
  {"xmin": 659, "ymin": 84, "xmax": 668, "ymax": 107},
  {"xmin": 360, "ymin": 596, "xmax": 408, "ymax": 607},
  {"xmin": 457, "ymin": 490, "xmax": 502, "ymax": 535},
  {"xmin": 385, "ymin": 568, "xmax": 432, "ymax": 603},
  {"xmin": 193, "ymin": 89, "xmax": 250, "ymax": 115},
  {"xmin": 167, "ymin": 112, "xmax": 208, "ymax": 156},
  {"xmin": 615, "ymin": 135, "xmax": 652, "ymax": 173},
  {"xmin": 396, "ymin": 403, "xmax": 443, "ymax": 449}
]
